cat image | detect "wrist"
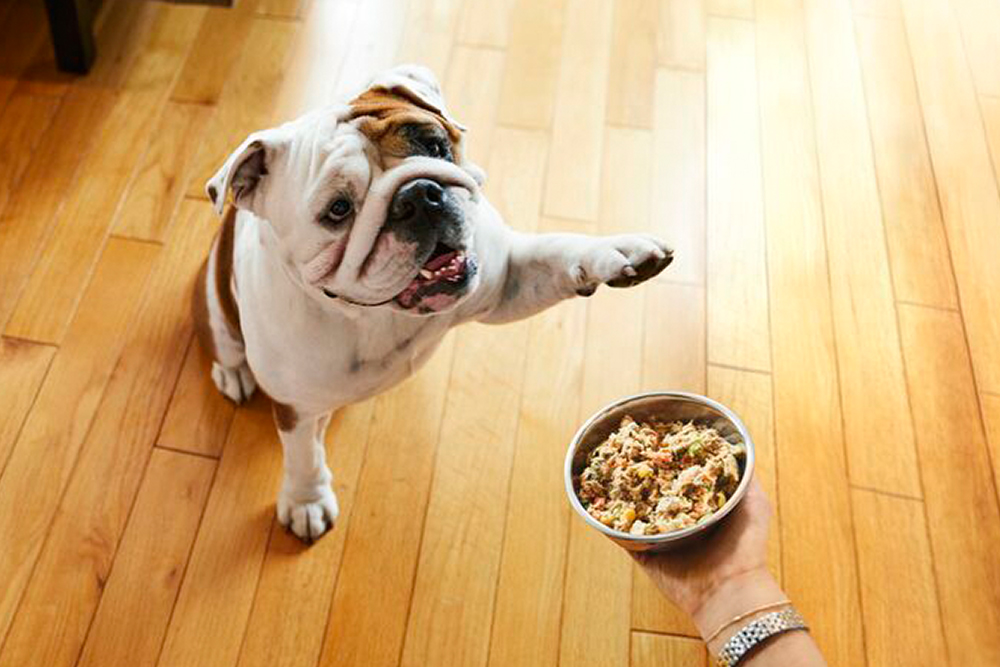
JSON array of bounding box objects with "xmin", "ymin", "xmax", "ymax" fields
[{"xmin": 690, "ymin": 569, "xmax": 784, "ymax": 652}]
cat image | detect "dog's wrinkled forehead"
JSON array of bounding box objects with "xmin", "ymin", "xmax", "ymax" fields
[{"xmin": 345, "ymin": 66, "xmax": 465, "ymax": 162}]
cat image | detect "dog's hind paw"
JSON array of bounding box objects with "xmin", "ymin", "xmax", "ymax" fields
[
  {"xmin": 211, "ymin": 361, "xmax": 256, "ymax": 404},
  {"xmin": 277, "ymin": 483, "xmax": 339, "ymax": 543}
]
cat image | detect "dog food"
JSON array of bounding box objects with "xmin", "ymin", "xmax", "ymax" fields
[{"xmin": 576, "ymin": 417, "xmax": 744, "ymax": 535}]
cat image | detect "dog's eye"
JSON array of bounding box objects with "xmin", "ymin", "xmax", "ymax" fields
[
  {"xmin": 325, "ymin": 198, "xmax": 352, "ymax": 223},
  {"xmin": 418, "ymin": 136, "xmax": 451, "ymax": 161}
]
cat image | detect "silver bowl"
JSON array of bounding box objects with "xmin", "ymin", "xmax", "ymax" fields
[{"xmin": 564, "ymin": 391, "xmax": 755, "ymax": 552}]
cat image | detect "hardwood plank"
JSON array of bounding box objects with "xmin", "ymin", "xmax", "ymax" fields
[
  {"xmin": 951, "ymin": 0, "xmax": 1000, "ymax": 96},
  {"xmin": 157, "ymin": 398, "xmax": 283, "ymax": 667},
  {"xmin": 487, "ymin": 252, "xmax": 585, "ymax": 667},
  {"xmin": 171, "ymin": 0, "xmax": 260, "ymax": 105},
  {"xmin": 269, "ymin": 0, "xmax": 359, "ymax": 121},
  {"xmin": 900, "ymin": 0, "xmax": 1000, "ymax": 393},
  {"xmin": 318, "ymin": 337, "xmax": 456, "ymax": 667},
  {"xmin": 650, "ymin": 69, "xmax": 705, "ymax": 285},
  {"xmin": 399, "ymin": 128, "xmax": 549, "ymax": 667},
  {"xmin": 982, "ymin": 95, "xmax": 1000, "ymax": 193},
  {"xmin": 395, "ymin": 0, "xmax": 463, "ymax": 78},
  {"xmin": 630, "ymin": 631, "xmax": 707, "ymax": 667},
  {"xmin": 0, "ymin": 88, "xmax": 116, "ymax": 330},
  {"xmin": 607, "ymin": 0, "xmax": 656, "ymax": 128},
  {"xmin": 708, "ymin": 0, "xmax": 754, "ymax": 20},
  {"xmin": 560, "ymin": 129, "xmax": 654, "ymax": 667},
  {"xmin": 329, "ymin": 0, "xmax": 411, "ymax": 103},
  {"xmin": 257, "ymin": 0, "xmax": 305, "ymax": 19},
  {"xmin": 456, "ymin": 0, "xmax": 515, "ymax": 47},
  {"xmin": 496, "ymin": 0, "xmax": 567, "ymax": 129},
  {"xmin": 0, "ymin": 203, "xmax": 215, "ymax": 667},
  {"xmin": 0, "ymin": 338, "xmax": 55, "ymax": 476},
  {"xmin": 984, "ymin": 393, "xmax": 1000, "ymax": 508},
  {"xmin": 443, "ymin": 46, "xmax": 506, "ymax": 169},
  {"xmin": 158, "ymin": 340, "xmax": 236, "ymax": 458},
  {"xmin": 657, "ymin": 0, "xmax": 707, "ymax": 70},
  {"xmin": 898, "ymin": 305, "xmax": 1000, "ymax": 663},
  {"xmin": 705, "ymin": 18, "xmax": 770, "ymax": 371},
  {"xmin": 804, "ymin": 0, "xmax": 921, "ymax": 496},
  {"xmin": 114, "ymin": 101, "xmax": 213, "ymax": 242},
  {"xmin": 75, "ymin": 449, "xmax": 216, "ymax": 667},
  {"xmin": 0, "ymin": 93, "xmax": 61, "ymax": 217},
  {"xmin": 0, "ymin": 0, "xmax": 50, "ymax": 112},
  {"xmin": 0, "ymin": 238, "xmax": 158, "ymax": 645},
  {"xmin": 755, "ymin": 0, "xmax": 865, "ymax": 660},
  {"xmin": 853, "ymin": 16, "xmax": 957, "ymax": 309},
  {"xmin": 851, "ymin": 488, "xmax": 947, "ymax": 667},
  {"xmin": 5, "ymin": 4, "xmax": 206, "ymax": 344},
  {"xmin": 399, "ymin": 325, "xmax": 529, "ymax": 667},
  {"xmin": 630, "ymin": 282, "xmax": 705, "ymax": 638},
  {"xmin": 235, "ymin": 400, "xmax": 374, "ymax": 667},
  {"xmin": 542, "ymin": 0, "xmax": 613, "ymax": 222},
  {"xmin": 851, "ymin": 0, "xmax": 900, "ymax": 19},
  {"xmin": 184, "ymin": 18, "xmax": 299, "ymax": 200}
]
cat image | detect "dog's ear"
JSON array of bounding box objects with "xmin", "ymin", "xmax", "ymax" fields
[
  {"xmin": 206, "ymin": 129, "xmax": 284, "ymax": 216},
  {"xmin": 366, "ymin": 64, "xmax": 467, "ymax": 131}
]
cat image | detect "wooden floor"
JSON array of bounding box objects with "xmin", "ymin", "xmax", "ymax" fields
[{"xmin": 1, "ymin": 0, "xmax": 999, "ymax": 665}]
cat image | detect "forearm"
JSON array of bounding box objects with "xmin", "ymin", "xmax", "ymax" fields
[{"xmin": 691, "ymin": 571, "xmax": 827, "ymax": 667}]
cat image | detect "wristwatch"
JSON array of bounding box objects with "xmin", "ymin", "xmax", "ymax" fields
[{"xmin": 715, "ymin": 607, "xmax": 808, "ymax": 667}]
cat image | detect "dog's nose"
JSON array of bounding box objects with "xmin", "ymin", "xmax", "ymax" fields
[{"xmin": 389, "ymin": 179, "xmax": 445, "ymax": 222}]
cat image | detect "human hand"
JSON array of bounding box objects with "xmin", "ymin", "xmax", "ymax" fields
[{"xmin": 631, "ymin": 477, "xmax": 775, "ymax": 623}]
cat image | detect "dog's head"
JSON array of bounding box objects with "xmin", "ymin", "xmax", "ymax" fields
[{"xmin": 206, "ymin": 65, "xmax": 485, "ymax": 315}]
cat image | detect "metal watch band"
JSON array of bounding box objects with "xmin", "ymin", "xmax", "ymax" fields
[{"xmin": 714, "ymin": 607, "xmax": 808, "ymax": 667}]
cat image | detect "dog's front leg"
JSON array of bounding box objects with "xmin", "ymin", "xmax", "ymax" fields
[
  {"xmin": 481, "ymin": 231, "xmax": 673, "ymax": 324},
  {"xmin": 272, "ymin": 402, "xmax": 338, "ymax": 542}
]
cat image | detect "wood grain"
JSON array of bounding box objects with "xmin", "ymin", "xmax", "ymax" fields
[
  {"xmin": 651, "ymin": 69, "xmax": 705, "ymax": 285},
  {"xmin": 318, "ymin": 338, "xmax": 456, "ymax": 667},
  {"xmin": 898, "ymin": 305, "xmax": 1000, "ymax": 663},
  {"xmin": 854, "ymin": 15, "xmax": 958, "ymax": 309},
  {"xmin": 630, "ymin": 631, "xmax": 707, "ymax": 667},
  {"xmin": 158, "ymin": 340, "xmax": 236, "ymax": 458},
  {"xmin": 184, "ymin": 18, "xmax": 299, "ymax": 200},
  {"xmin": 0, "ymin": 203, "xmax": 215, "ymax": 667},
  {"xmin": 395, "ymin": 0, "xmax": 463, "ymax": 78},
  {"xmin": 901, "ymin": 0, "xmax": 1000, "ymax": 393},
  {"xmin": 496, "ymin": 0, "xmax": 567, "ymax": 129},
  {"xmin": 657, "ymin": 0, "xmax": 707, "ymax": 70},
  {"xmin": 804, "ymin": 0, "xmax": 921, "ymax": 496},
  {"xmin": 0, "ymin": 338, "xmax": 54, "ymax": 477},
  {"xmin": 5, "ymin": 5, "xmax": 205, "ymax": 343},
  {"xmin": 157, "ymin": 398, "xmax": 283, "ymax": 667},
  {"xmin": 114, "ymin": 101, "xmax": 212, "ymax": 242},
  {"xmin": 236, "ymin": 400, "xmax": 374, "ymax": 667},
  {"xmin": 0, "ymin": 93, "xmax": 60, "ymax": 216},
  {"xmin": 708, "ymin": 0, "xmax": 754, "ymax": 19},
  {"xmin": 756, "ymin": 0, "xmax": 865, "ymax": 660},
  {"xmin": 705, "ymin": 18, "xmax": 770, "ymax": 371},
  {"xmin": 607, "ymin": 0, "xmax": 656, "ymax": 129},
  {"xmin": 542, "ymin": 0, "xmax": 613, "ymax": 222},
  {"xmin": 457, "ymin": 0, "xmax": 515, "ymax": 47},
  {"xmin": 984, "ymin": 393, "xmax": 1000, "ymax": 508},
  {"xmin": 0, "ymin": 239, "xmax": 158, "ymax": 643},
  {"xmin": 982, "ymin": 95, "xmax": 1000, "ymax": 192},
  {"xmin": 950, "ymin": 0, "xmax": 1000, "ymax": 96},
  {"xmin": 851, "ymin": 488, "xmax": 947, "ymax": 667},
  {"xmin": 75, "ymin": 449, "xmax": 216, "ymax": 667},
  {"xmin": 444, "ymin": 46, "xmax": 506, "ymax": 169}
]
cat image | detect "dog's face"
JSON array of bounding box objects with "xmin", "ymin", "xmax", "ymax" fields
[{"xmin": 206, "ymin": 65, "xmax": 485, "ymax": 315}]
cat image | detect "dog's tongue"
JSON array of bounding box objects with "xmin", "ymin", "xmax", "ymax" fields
[{"xmin": 424, "ymin": 249, "xmax": 458, "ymax": 272}]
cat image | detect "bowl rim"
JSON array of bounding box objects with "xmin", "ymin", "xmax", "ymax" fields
[{"xmin": 563, "ymin": 391, "xmax": 756, "ymax": 546}]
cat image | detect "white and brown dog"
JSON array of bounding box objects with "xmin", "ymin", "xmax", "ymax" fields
[{"xmin": 194, "ymin": 65, "xmax": 673, "ymax": 542}]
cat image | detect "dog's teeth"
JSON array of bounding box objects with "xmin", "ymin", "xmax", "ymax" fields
[{"xmin": 420, "ymin": 269, "xmax": 433, "ymax": 279}]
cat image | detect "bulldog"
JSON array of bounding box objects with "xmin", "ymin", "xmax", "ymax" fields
[{"xmin": 194, "ymin": 65, "xmax": 673, "ymax": 542}]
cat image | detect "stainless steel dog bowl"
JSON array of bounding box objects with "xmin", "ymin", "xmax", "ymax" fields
[{"xmin": 564, "ymin": 391, "xmax": 755, "ymax": 552}]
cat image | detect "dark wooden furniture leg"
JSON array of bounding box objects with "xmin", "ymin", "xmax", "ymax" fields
[{"xmin": 43, "ymin": 0, "xmax": 96, "ymax": 74}]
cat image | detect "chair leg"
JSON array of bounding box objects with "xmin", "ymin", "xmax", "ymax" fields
[{"xmin": 43, "ymin": 0, "xmax": 96, "ymax": 74}]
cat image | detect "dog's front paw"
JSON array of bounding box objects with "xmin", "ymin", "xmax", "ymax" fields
[
  {"xmin": 574, "ymin": 235, "xmax": 673, "ymax": 295},
  {"xmin": 211, "ymin": 361, "xmax": 256, "ymax": 404},
  {"xmin": 277, "ymin": 482, "xmax": 339, "ymax": 543}
]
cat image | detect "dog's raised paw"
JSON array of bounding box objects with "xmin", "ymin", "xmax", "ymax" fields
[
  {"xmin": 604, "ymin": 235, "xmax": 674, "ymax": 288},
  {"xmin": 211, "ymin": 362, "xmax": 257, "ymax": 404},
  {"xmin": 277, "ymin": 484, "xmax": 340, "ymax": 543}
]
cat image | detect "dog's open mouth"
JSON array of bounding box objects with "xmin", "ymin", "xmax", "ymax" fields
[{"xmin": 395, "ymin": 242, "xmax": 473, "ymax": 310}]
